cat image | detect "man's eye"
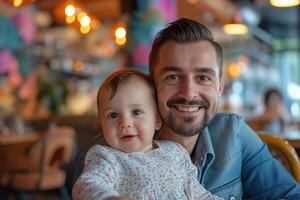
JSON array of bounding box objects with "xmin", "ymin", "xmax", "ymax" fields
[
  {"xmin": 166, "ymin": 75, "xmax": 178, "ymax": 80},
  {"xmin": 133, "ymin": 109, "xmax": 142, "ymax": 116},
  {"xmin": 197, "ymin": 75, "xmax": 210, "ymax": 81},
  {"xmin": 108, "ymin": 113, "xmax": 118, "ymax": 119}
]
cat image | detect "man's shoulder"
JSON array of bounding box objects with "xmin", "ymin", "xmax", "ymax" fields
[
  {"xmin": 208, "ymin": 112, "xmax": 244, "ymax": 131},
  {"xmin": 210, "ymin": 112, "xmax": 243, "ymax": 125}
]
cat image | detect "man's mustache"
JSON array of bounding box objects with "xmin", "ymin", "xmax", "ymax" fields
[{"xmin": 167, "ymin": 98, "xmax": 209, "ymax": 108}]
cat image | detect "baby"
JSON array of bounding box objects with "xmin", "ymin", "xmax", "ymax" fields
[{"xmin": 72, "ymin": 68, "xmax": 223, "ymax": 200}]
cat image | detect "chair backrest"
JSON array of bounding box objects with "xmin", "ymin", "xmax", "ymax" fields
[
  {"xmin": 259, "ymin": 133, "xmax": 300, "ymax": 183},
  {"xmin": 28, "ymin": 126, "xmax": 75, "ymax": 169}
]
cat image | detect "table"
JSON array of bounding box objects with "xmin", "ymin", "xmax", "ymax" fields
[
  {"xmin": 0, "ymin": 132, "xmax": 40, "ymax": 144},
  {"xmin": 0, "ymin": 132, "xmax": 41, "ymax": 174}
]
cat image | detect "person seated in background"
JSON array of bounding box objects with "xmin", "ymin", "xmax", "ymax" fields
[
  {"xmin": 72, "ymin": 68, "xmax": 222, "ymax": 200},
  {"xmin": 247, "ymin": 88, "xmax": 289, "ymax": 135}
]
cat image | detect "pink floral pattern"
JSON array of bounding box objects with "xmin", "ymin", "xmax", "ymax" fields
[{"xmin": 72, "ymin": 141, "xmax": 223, "ymax": 200}]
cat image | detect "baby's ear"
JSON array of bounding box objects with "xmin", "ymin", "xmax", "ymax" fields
[{"xmin": 155, "ymin": 112, "xmax": 162, "ymax": 131}]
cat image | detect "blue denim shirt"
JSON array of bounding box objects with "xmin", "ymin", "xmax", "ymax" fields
[
  {"xmin": 72, "ymin": 112, "xmax": 300, "ymax": 200},
  {"xmin": 199, "ymin": 112, "xmax": 300, "ymax": 200}
]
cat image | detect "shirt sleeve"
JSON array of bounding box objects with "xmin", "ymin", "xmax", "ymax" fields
[
  {"xmin": 240, "ymin": 119, "xmax": 300, "ymax": 199},
  {"xmin": 72, "ymin": 145, "xmax": 119, "ymax": 200}
]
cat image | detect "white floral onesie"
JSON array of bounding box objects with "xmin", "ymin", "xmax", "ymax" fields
[{"xmin": 72, "ymin": 140, "xmax": 223, "ymax": 200}]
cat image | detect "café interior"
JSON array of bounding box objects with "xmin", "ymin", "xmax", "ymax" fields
[{"xmin": 0, "ymin": 0, "xmax": 299, "ymax": 199}]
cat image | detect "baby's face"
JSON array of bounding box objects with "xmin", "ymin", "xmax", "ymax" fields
[{"xmin": 99, "ymin": 76, "xmax": 160, "ymax": 153}]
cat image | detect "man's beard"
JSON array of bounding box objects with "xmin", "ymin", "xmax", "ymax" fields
[
  {"xmin": 162, "ymin": 97, "xmax": 218, "ymax": 136},
  {"xmin": 164, "ymin": 110, "xmax": 210, "ymax": 136}
]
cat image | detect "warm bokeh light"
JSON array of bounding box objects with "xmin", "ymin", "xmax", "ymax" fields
[
  {"xmin": 91, "ymin": 19, "xmax": 101, "ymax": 30},
  {"xmin": 228, "ymin": 63, "xmax": 241, "ymax": 79},
  {"xmin": 77, "ymin": 11, "xmax": 87, "ymax": 22},
  {"xmin": 73, "ymin": 60, "xmax": 85, "ymax": 71},
  {"xmin": 115, "ymin": 27, "xmax": 126, "ymax": 38},
  {"xmin": 270, "ymin": 0, "xmax": 299, "ymax": 7},
  {"xmin": 80, "ymin": 15, "xmax": 91, "ymax": 27},
  {"xmin": 66, "ymin": 15, "xmax": 76, "ymax": 24},
  {"xmin": 13, "ymin": 0, "xmax": 23, "ymax": 7},
  {"xmin": 223, "ymin": 23, "xmax": 248, "ymax": 35},
  {"xmin": 80, "ymin": 25, "xmax": 91, "ymax": 34},
  {"xmin": 65, "ymin": 4, "xmax": 76, "ymax": 16},
  {"xmin": 186, "ymin": 0, "xmax": 198, "ymax": 4},
  {"xmin": 115, "ymin": 37, "xmax": 126, "ymax": 46}
]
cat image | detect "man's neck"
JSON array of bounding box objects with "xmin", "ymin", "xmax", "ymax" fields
[{"xmin": 158, "ymin": 126, "xmax": 199, "ymax": 154}]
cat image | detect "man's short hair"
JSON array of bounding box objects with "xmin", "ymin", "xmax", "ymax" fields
[{"xmin": 149, "ymin": 18, "xmax": 223, "ymax": 78}]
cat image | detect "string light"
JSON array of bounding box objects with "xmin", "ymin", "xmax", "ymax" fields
[
  {"xmin": 77, "ymin": 11, "xmax": 87, "ymax": 22},
  {"xmin": 115, "ymin": 27, "xmax": 126, "ymax": 38},
  {"xmin": 270, "ymin": 0, "xmax": 299, "ymax": 7},
  {"xmin": 80, "ymin": 15, "xmax": 91, "ymax": 27},
  {"xmin": 13, "ymin": 0, "xmax": 22, "ymax": 7},
  {"xmin": 228, "ymin": 63, "xmax": 241, "ymax": 79},
  {"xmin": 80, "ymin": 25, "xmax": 91, "ymax": 34},
  {"xmin": 223, "ymin": 23, "xmax": 248, "ymax": 35},
  {"xmin": 115, "ymin": 37, "xmax": 126, "ymax": 46},
  {"xmin": 66, "ymin": 15, "xmax": 76, "ymax": 24},
  {"xmin": 65, "ymin": 4, "xmax": 76, "ymax": 16}
]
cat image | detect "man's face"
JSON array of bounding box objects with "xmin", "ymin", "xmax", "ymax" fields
[{"xmin": 153, "ymin": 40, "xmax": 224, "ymax": 136}]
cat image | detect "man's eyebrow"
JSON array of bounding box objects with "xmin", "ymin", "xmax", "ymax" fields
[
  {"xmin": 159, "ymin": 66, "xmax": 217, "ymax": 77},
  {"xmin": 159, "ymin": 66, "xmax": 181, "ymax": 75},
  {"xmin": 194, "ymin": 68, "xmax": 216, "ymax": 76}
]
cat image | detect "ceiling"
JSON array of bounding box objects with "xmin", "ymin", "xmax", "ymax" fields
[
  {"xmin": 178, "ymin": 0, "xmax": 299, "ymax": 38},
  {"xmin": 25, "ymin": 0, "xmax": 300, "ymax": 38}
]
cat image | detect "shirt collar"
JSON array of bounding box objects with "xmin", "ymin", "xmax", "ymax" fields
[{"xmin": 193, "ymin": 127, "xmax": 215, "ymax": 167}]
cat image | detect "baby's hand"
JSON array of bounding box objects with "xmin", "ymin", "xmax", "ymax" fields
[{"xmin": 105, "ymin": 196, "xmax": 135, "ymax": 200}]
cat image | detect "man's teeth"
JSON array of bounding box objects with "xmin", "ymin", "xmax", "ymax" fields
[{"xmin": 175, "ymin": 105, "xmax": 200, "ymax": 112}]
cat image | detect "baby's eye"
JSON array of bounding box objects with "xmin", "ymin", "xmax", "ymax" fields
[
  {"xmin": 108, "ymin": 112, "xmax": 118, "ymax": 119},
  {"xmin": 133, "ymin": 109, "xmax": 142, "ymax": 116}
]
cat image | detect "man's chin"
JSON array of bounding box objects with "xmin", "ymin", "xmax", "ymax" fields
[
  {"xmin": 168, "ymin": 122, "xmax": 205, "ymax": 137},
  {"xmin": 164, "ymin": 112, "xmax": 210, "ymax": 136}
]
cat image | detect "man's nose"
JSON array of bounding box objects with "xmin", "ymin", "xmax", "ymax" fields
[
  {"xmin": 179, "ymin": 78, "xmax": 198, "ymax": 100},
  {"xmin": 119, "ymin": 116, "xmax": 132, "ymax": 128}
]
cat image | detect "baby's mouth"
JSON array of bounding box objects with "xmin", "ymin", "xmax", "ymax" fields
[{"xmin": 120, "ymin": 135, "xmax": 136, "ymax": 141}]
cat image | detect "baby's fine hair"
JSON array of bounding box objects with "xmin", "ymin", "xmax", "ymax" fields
[{"xmin": 97, "ymin": 68, "xmax": 156, "ymax": 115}]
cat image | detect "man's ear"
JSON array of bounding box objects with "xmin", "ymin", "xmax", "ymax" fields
[
  {"xmin": 155, "ymin": 112, "xmax": 163, "ymax": 131},
  {"xmin": 219, "ymin": 76, "xmax": 225, "ymax": 94}
]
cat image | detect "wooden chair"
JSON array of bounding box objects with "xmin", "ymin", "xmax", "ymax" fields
[
  {"xmin": 0, "ymin": 135, "xmax": 41, "ymax": 200},
  {"xmin": 259, "ymin": 133, "xmax": 300, "ymax": 183},
  {"xmin": 8, "ymin": 126, "xmax": 75, "ymax": 199}
]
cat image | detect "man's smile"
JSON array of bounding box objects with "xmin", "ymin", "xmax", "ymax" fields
[
  {"xmin": 173, "ymin": 105, "xmax": 201, "ymax": 112},
  {"xmin": 167, "ymin": 98, "xmax": 209, "ymax": 113}
]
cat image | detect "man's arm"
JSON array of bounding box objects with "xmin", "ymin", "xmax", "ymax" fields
[{"xmin": 240, "ymin": 121, "xmax": 300, "ymax": 200}]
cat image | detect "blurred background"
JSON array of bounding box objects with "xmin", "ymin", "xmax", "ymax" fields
[
  {"xmin": 0, "ymin": 0, "xmax": 299, "ymax": 146},
  {"xmin": 0, "ymin": 0, "xmax": 299, "ymax": 199}
]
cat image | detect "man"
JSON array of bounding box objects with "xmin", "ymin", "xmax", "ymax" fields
[
  {"xmin": 148, "ymin": 18, "xmax": 300, "ymax": 199},
  {"xmin": 72, "ymin": 18, "xmax": 300, "ymax": 199}
]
